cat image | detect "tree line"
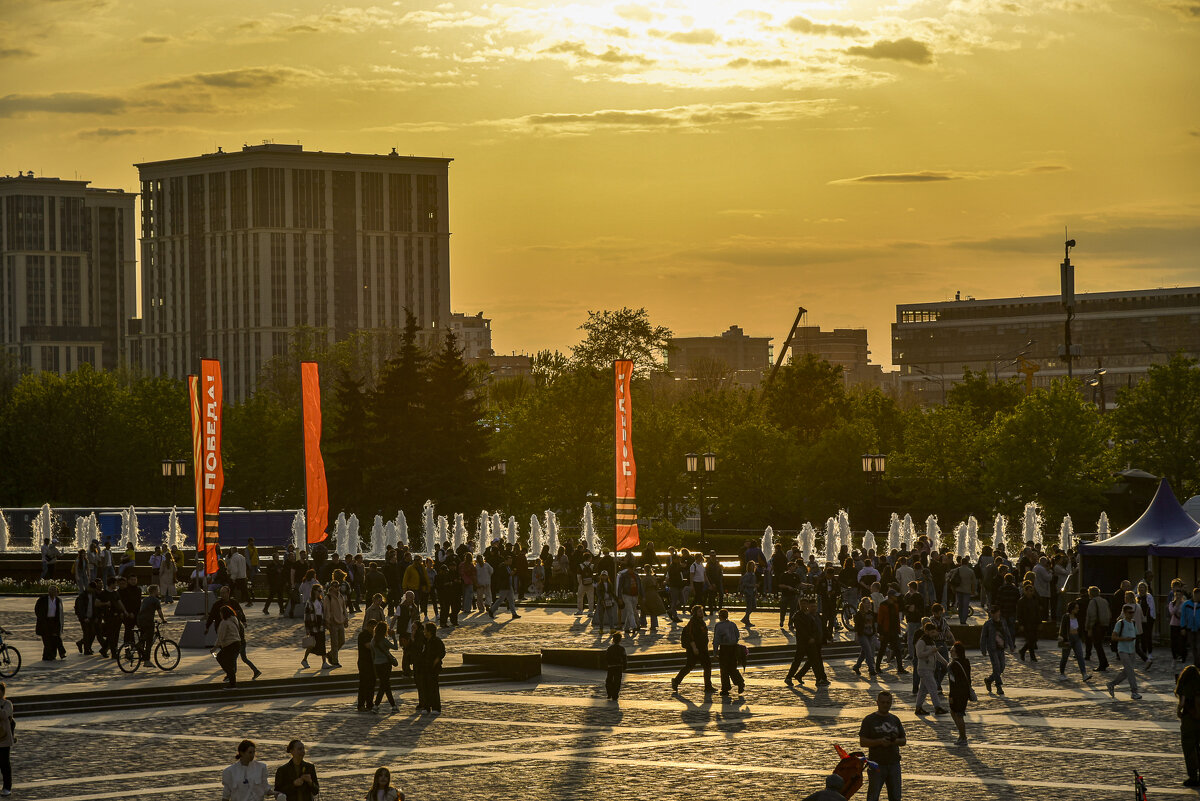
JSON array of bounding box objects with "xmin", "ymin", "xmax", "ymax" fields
[{"xmin": 0, "ymin": 307, "xmax": 1195, "ymax": 548}]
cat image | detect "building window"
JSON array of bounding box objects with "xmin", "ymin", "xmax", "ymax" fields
[
  {"xmin": 230, "ymin": 170, "xmax": 248, "ymax": 229},
  {"xmin": 5, "ymin": 195, "xmax": 45, "ymax": 250},
  {"xmin": 388, "ymin": 174, "xmax": 412, "ymax": 232},
  {"xmin": 292, "ymin": 169, "xmax": 325, "ymax": 229},
  {"xmin": 252, "ymin": 167, "xmax": 285, "ymax": 228},
  {"xmin": 416, "ymin": 175, "xmax": 438, "ymax": 233},
  {"xmin": 209, "ymin": 172, "xmax": 227, "ymax": 231},
  {"xmin": 270, "ymin": 233, "xmax": 287, "ymax": 327},
  {"xmin": 62, "ymin": 256, "xmax": 81, "ymax": 326},
  {"xmin": 313, "ymin": 233, "xmax": 328, "ymax": 325},
  {"xmin": 294, "ymin": 233, "xmax": 307, "ymax": 323},
  {"xmin": 362, "ymin": 173, "xmax": 384, "ymax": 231},
  {"xmin": 26, "ymin": 256, "xmax": 45, "ymax": 326},
  {"xmin": 168, "ymin": 177, "xmax": 185, "ymax": 235},
  {"xmin": 41, "ymin": 345, "xmax": 59, "ymax": 373},
  {"xmin": 77, "ymin": 346, "xmax": 95, "ymax": 367},
  {"xmin": 59, "ymin": 197, "xmax": 87, "ymax": 251}
]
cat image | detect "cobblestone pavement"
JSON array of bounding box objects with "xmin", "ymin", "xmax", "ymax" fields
[{"xmin": 12, "ymin": 643, "xmax": 1191, "ymax": 800}]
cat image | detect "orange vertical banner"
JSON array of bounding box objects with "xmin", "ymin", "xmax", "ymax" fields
[
  {"xmin": 614, "ymin": 360, "xmax": 639, "ymax": 552},
  {"xmin": 189, "ymin": 375, "xmax": 204, "ymax": 566},
  {"xmin": 301, "ymin": 361, "xmax": 328, "ymax": 545},
  {"xmin": 199, "ymin": 359, "xmax": 224, "ymax": 575}
]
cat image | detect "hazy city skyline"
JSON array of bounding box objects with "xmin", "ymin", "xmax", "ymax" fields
[{"xmin": 2, "ymin": 0, "xmax": 1197, "ymax": 366}]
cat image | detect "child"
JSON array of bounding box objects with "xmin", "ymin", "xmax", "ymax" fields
[{"xmin": 605, "ymin": 631, "xmax": 627, "ymax": 700}]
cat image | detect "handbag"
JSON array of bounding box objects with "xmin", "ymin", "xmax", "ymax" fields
[{"xmin": 301, "ymin": 635, "xmax": 316, "ymax": 649}]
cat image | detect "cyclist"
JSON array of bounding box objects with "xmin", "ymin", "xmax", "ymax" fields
[{"xmin": 137, "ymin": 585, "xmax": 166, "ymax": 661}]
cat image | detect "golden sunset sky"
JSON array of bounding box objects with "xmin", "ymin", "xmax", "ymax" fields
[{"xmin": 2, "ymin": 0, "xmax": 1197, "ymax": 365}]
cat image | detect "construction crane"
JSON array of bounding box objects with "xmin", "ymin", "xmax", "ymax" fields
[
  {"xmin": 1015, "ymin": 356, "xmax": 1040, "ymax": 395},
  {"xmin": 765, "ymin": 306, "xmax": 807, "ymax": 385}
]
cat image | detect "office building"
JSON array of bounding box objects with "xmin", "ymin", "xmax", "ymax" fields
[
  {"xmin": 135, "ymin": 143, "xmax": 451, "ymax": 401},
  {"xmin": 893, "ymin": 286, "xmax": 1200, "ymax": 404},
  {"xmin": 790, "ymin": 325, "xmax": 889, "ymax": 389},
  {"xmin": 0, "ymin": 173, "xmax": 136, "ymax": 373},
  {"xmin": 669, "ymin": 325, "xmax": 772, "ymax": 386},
  {"xmin": 450, "ymin": 311, "xmax": 492, "ymax": 359}
]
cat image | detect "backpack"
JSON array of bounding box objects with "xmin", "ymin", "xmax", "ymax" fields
[{"xmin": 681, "ymin": 624, "xmax": 694, "ymax": 651}]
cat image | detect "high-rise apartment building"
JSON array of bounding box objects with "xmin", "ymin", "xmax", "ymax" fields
[
  {"xmin": 0, "ymin": 173, "xmax": 136, "ymax": 373},
  {"xmin": 450, "ymin": 311, "xmax": 492, "ymax": 359},
  {"xmin": 892, "ymin": 286, "xmax": 1200, "ymax": 404},
  {"xmin": 135, "ymin": 143, "xmax": 451, "ymax": 401}
]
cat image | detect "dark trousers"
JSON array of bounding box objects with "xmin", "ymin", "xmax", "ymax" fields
[
  {"xmin": 439, "ymin": 593, "xmax": 461, "ymax": 627},
  {"xmin": 605, "ymin": 668, "xmax": 623, "ymax": 699},
  {"xmin": 787, "ymin": 645, "xmax": 827, "ymax": 683},
  {"xmin": 77, "ymin": 618, "xmax": 97, "ymax": 653},
  {"xmin": 216, "ymin": 642, "xmax": 239, "ymax": 685},
  {"xmin": 103, "ymin": 619, "xmax": 121, "ymax": 656},
  {"xmin": 262, "ymin": 586, "xmax": 287, "ymax": 614},
  {"xmin": 1019, "ymin": 630, "xmax": 1038, "ymax": 659},
  {"xmin": 1172, "ymin": 626, "xmax": 1186, "ymax": 662},
  {"xmin": 357, "ymin": 666, "xmax": 375, "ymax": 710},
  {"xmin": 234, "ymin": 577, "xmax": 250, "ymax": 604},
  {"xmin": 1090, "ymin": 625, "xmax": 1110, "ymax": 670},
  {"xmin": 41, "ymin": 634, "xmax": 65, "ymax": 660},
  {"xmin": 1183, "ymin": 716, "xmax": 1200, "ymax": 782},
  {"xmin": 417, "ymin": 667, "xmax": 441, "ymax": 710},
  {"xmin": 122, "ymin": 616, "xmax": 138, "ymax": 645},
  {"xmin": 718, "ymin": 645, "xmax": 743, "ymax": 692},
  {"xmin": 876, "ymin": 634, "xmax": 904, "ymax": 671},
  {"xmin": 374, "ymin": 662, "xmax": 395, "ymax": 707},
  {"xmin": 0, "ymin": 745, "xmax": 9, "ymax": 791},
  {"xmin": 674, "ymin": 649, "xmax": 713, "ymax": 688}
]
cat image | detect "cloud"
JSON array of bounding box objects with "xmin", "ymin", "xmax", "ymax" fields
[
  {"xmin": 726, "ymin": 58, "xmax": 790, "ymax": 68},
  {"xmin": 0, "ymin": 47, "xmax": 35, "ymax": 59},
  {"xmin": 150, "ymin": 67, "xmax": 313, "ymax": 91},
  {"xmin": 666, "ymin": 29, "xmax": 720, "ymax": 45},
  {"xmin": 717, "ymin": 209, "xmax": 784, "ymax": 218},
  {"xmin": 0, "ymin": 92, "xmax": 126, "ymax": 118},
  {"xmin": 834, "ymin": 171, "xmax": 963, "ymax": 184},
  {"xmin": 951, "ymin": 220, "xmax": 1200, "ymax": 257},
  {"xmin": 614, "ymin": 4, "xmax": 658, "ymax": 22},
  {"xmin": 139, "ymin": 34, "xmax": 169, "ymax": 44},
  {"xmin": 831, "ymin": 164, "xmax": 1068, "ymax": 184},
  {"xmin": 77, "ymin": 127, "xmax": 139, "ymax": 139},
  {"xmin": 679, "ymin": 235, "xmax": 894, "ymax": 268},
  {"xmin": 786, "ymin": 16, "xmax": 867, "ymax": 37},
  {"xmin": 542, "ymin": 41, "xmax": 655, "ymax": 65},
  {"xmin": 518, "ymin": 99, "xmax": 835, "ymax": 134},
  {"xmin": 845, "ymin": 37, "xmax": 934, "ymax": 64}
]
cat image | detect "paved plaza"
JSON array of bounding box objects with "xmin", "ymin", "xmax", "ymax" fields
[{"xmin": 3, "ymin": 597, "xmax": 1187, "ymax": 800}]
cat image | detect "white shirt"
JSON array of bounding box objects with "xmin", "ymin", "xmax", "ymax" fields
[
  {"xmin": 689, "ymin": 562, "xmax": 706, "ymax": 583},
  {"xmin": 228, "ymin": 552, "xmax": 248, "ymax": 580},
  {"xmin": 221, "ymin": 759, "xmax": 270, "ymax": 801}
]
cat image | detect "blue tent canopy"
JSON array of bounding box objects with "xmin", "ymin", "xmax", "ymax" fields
[{"xmin": 1080, "ymin": 479, "xmax": 1200, "ymax": 556}]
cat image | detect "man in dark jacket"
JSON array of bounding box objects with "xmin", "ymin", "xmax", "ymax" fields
[
  {"xmin": 261, "ymin": 553, "xmax": 288, "ymax": 616},
  {"xmin": 672, "ymin": 605, "xmax": 716, "ymax": 693},
  {"xmin": 416, "ymin": 622, "xmax": 447, "ymax": 713},
  {"xmin": 1017, "ymin": 583, "xmax": 1043, "ymax": 661},
  {"xmin": 875, "ymin": 590, "xmax": 907, "ymax": 675},
  {"xmin": 73, "ymin": 581, "xmax": 100, "ymax": 654},
  {"xmin": 786, "ymin": 593, "xmax": 829, "ymax": 686},
  {"xmin": 35, "ymin": 584, "xmax": 67, "ymax": 660}
]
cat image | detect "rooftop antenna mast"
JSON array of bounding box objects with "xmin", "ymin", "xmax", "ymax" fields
[{"xmin": 1060, "ymin": 230, "xmax": 1077, "ymax": 379}]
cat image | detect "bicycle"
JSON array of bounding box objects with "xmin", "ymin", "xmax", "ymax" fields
[
  {"xmin": 0, "ymin": 629, "xmax": 20, "ymax": 679},
  {"xmin": 116, "ymin": 622, "xmax": 180, "ymax": 674}
]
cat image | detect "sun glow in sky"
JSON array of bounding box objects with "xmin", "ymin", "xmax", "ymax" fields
[{"xmin": 1, "ymin": 0, "xmax": 1197, "ymax": 364}]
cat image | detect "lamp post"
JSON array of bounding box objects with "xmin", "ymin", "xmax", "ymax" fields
[
  {"xmin": 160, "ymin": 458, "xmax": 187, "ymax": 506},
  {"xmin": 861, "ymin": 453, "xmax": 887, "ymax": 531},
  {"xmin": 492, "ymin": 459, "xmax": 508, "ymax": 508},
  {"xmin": 686, "ymin": 451, "xmax": 717, "ymax": 546},
  {"xmin": 1087, "ymin": 365, "xmax": 1108, "ymax": 414}
]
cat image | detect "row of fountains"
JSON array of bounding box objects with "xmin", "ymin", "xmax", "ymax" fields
[{"xmin": 2, "ymin": 500, "xmax": 1112, "ymax": 563}]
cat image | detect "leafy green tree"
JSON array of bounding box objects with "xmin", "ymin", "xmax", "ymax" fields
[
  {"xmin": 324, "ymin": 370, "xmax": 371, "ymax": 517},
  {"xmin": 1112, "ymin": 354, "xmax": 1200, "ymax": 498},
  {"xmin": 368, "ymin": 312, "xmax": 429, "ymax": 517},
  {"xmin": 571, "ymin": 307, "xmax": 672, "ymax": 376},
  {"xmin": 983, "ymin": 379, "xmax": 1114, "ymax": 528},
  {"xmin": 947, "ymin": 368, "xmax": 1024, "ymax": 426},
  {"xmin": 887, "ymin": 404, "xmax": 986, "ymax": 524},
  {"xmin": 762, "ymin": 354, "xmax": 848, "ymax": 445}
]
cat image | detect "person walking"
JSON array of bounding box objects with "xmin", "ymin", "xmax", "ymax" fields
[
  {"xmin": 356, "ymin": 621, "xmax": 378, "ymax": 712},
  {"xmin": 228, "ymin": 548, "xmax": 249, "ymax": 605},
  {"xmin": 274, "ymin": 740, "xmax": 319, "ymax": 801},
  {"xmin": 859, "ymin": 690, "xmax": 906, "ymax": 801},
  {"xmin": 1136, "ymin": 581, "xmax": 1156, "ymax": 670},
  {"xmin": 262, "ymin": 554, "xmax": 288, "ymax": 616},
  {"xmin": 302, "ymin": 586, "xmax": 330, "ymax": 670},
  {"xmin": 712, "ymin": 608, "xmax": 744, "ymax": 696},
  {"xmin": 1017, "ymin": 582, "xmax": 1042, "ymax": 662},
  {"xmin": 980, "ymin": 606, "xmax": 1013, "ymax": 695},
  {"xmin": 785, "ymin": 593, "xmax": 829, "ymax": 687},
  {"xmin": 1170, "ymin": 588, "xmax": 1188, "ymax": 667},
  {"xmin": 1176, "ymin": 664, "xmax": 1200, "ymax": 788},
  {"xmin": 416, "ymin": 622, "xmax": 445, "ymax": 714},
  {"xmin": 640, "ymin": 566, "xmax": 666, "ymax": 634},
  {"xmin": 1106, "ymin": 603, "xmax": 1143, "ymax": 700},
  {"xmin": 73, "ymin": 581, "xmax": 100, "ymax": 655},
  {"xmin": 738, "ymin": 565, "xmax": 758, "ymax": 626},
  {"xmin": 593, "ymin": 571, "xmax": 618, "ymax": 633},
  {"xmin": 73, "ymin": 549, "xmax": 91, "ymax": 592},
  {"xmin": 1058, "ymin": 600, "xmax": 1094, "ymax": 682},
  {"xmin": 34, "ymin": 585, "xmax": 67, "ymax": 661},
  {"xmin": 914, "ymin": 622, "xmax": 950, "ymax": 715},
  {"xmin": 1085, "ymin": 585, "xmax": 1111, "ymax": 672},
  {"xmin": 220, "ymin": 739, "xmax": 270, "ymax": 801},
  {"xmin": 616, "ymin": 561, "xmax": 642, "ymax": 635},
  {"xmin": 0, "ymin": 683, "xmax": 11, "ymax": 796},
  {"xmin": 364, "ymin": 767, "xmax": 402, "ymax": 801},
  {"xmin": 875, "ymin": 590, "xmax": 907, "ymax": 676},
  {"xmin": 371, "ymin": 622, "xmax": 399, "ymax": 712},
  {"xmin": 487, "ymin": 557, "xmax": 521, "ymax": 620},
  {"xmin": 325, "ymin": 579, "xmax": 348, "ymax": 668},
  {"xmin": 605, "ymin": 632, "xmax": 627, "ymax": 701},
  {"xmin": 672, "ymin": 605, "xmax": 717, "ymax": 694},
  {"xmin": 214, "ymin": 606, "xmax": 241, "ymax": 687},
  {"xmin": 949, "ymin": 557, "xmax": 977, "ymax": 625},
  {"xmin": 948, "ymin": 641, "xmax": 973, "ymax": 746},
  {"xmin": 158, "ymin": 549, "xmax": 177, "ymax": 604},
  {"xmin": 1183, "ymin": 588, "xmax": 1200, "ymax": 668},
  {"xmin": 852, "ymin": 597, "xmax": 878, "ymax": 679}
]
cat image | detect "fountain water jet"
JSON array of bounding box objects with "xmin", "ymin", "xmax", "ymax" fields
[
  {"xmin": 1022, "ymin": 502, "xmax": 1043, "ymax": 548},
  {"xmin": 581, "ymin": 503, "xmax": 597, "ymax": 554},
  {"xmin": 1060, "ymin": 515, "xmax": 1074, "ymax": 552},
  {"xmin": 1096, "ymin": 512, "xmax": 1110, "ymax": 542}
]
